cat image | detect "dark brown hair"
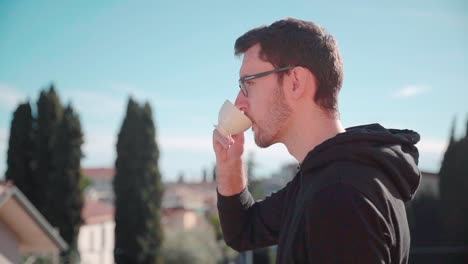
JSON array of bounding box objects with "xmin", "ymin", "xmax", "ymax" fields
[{"xmin": 235, "ymin": 18, "xmax": 343, "ymax": 116}]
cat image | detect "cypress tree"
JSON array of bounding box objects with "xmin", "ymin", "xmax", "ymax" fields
[
  {"xmin": 5, "ymin": 101, "xmax": 34, "ymax": 200},
  {"xmin": 6, "ymin": 85, "xmax": 86, "ymax": 262},
  {"xmin": 439, "ymin": 116, "xmax": 468, "ymax": 246},
  {"xmin": 32, "ymin": 85, "xmax": 63, "ymax": 216},
  {"xmin": 114, "ymin": 98, "xmax": 163, "ymax": 263},
  {"xmin": 49, "ymin": 104, "xmax": 84, "ymax": 262}
]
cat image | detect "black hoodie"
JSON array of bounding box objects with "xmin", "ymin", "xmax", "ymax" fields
[{"xmin": 217, "ymin": 124, "xmax": 421, "ymax": 264}]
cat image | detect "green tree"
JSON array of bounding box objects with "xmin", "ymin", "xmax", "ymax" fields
[
  {"xmin": 5, "ymin": 102, "xmax": 34, "ymax": 201},
  {"xmin": 32, "ymin": 85, "xmax": 63, "ymax": 216},
  {"xmin": 246, "ymin": 152, "xmax": 265, "ymax": 200},
  {"xmin": 49, "ymin": 105, "xmax": 84, "ymax": 262},
  {"xmin": 439, "ymin": 117, "xmax": 468, "ymax": 246},
  {"xmin": 162, "ymin": 228, "xmax": 221, "ymax": 264},
  {"xmin": 406, "ymin": 194, "xmax": 442, "ymax": 247},
  {"xmin": 5, "ymin": 85, "xmax": 86, "ymax": 261},
  {"xmin": 245, "ymin": 152, "xmax": 272, "ymax": 264},
  {"xmin": 114, "ymin": 98, "xmax": 164, "ymax": 264}
]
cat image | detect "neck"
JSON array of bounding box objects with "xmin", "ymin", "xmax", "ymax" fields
[{"xmin": 282, "ymin": 108, "xmax": 345, "ymax": 163}]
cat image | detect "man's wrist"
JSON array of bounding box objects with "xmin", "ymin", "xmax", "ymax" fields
[
  {"xmin": 217, "ymin": 158, "xmax": 243, "ymax": 174},
  {"xmin": 216, "ymin": 158, "xmax": 247, "ymax": 196}
]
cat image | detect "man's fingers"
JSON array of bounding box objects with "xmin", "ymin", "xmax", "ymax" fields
[
  {"xmin": 231, "ymin": 132, "xmax": 244, "ymax": 145},
  {"xmin": 213, "ymin": 129, "xmax": 234, "ymax": 149}
]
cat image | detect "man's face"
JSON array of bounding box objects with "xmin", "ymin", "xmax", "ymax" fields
[{"xmin": 235, "ymin": 44, "xmax": 292, "ymax": 148}]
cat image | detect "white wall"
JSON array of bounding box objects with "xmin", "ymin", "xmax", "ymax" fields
[{"xmin": 78, "ymin": 221, "xmax": 115, "ymax": 264}]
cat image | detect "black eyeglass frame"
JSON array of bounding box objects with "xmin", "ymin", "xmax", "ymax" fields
[{"xmin": 238, "ymin": 66, "xmax": 294, "ymax": 96}]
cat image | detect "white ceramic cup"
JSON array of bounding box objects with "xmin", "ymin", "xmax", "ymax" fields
[{"xmin": 215, "ymin": 100, "xmax": 252, "ymax": 137}]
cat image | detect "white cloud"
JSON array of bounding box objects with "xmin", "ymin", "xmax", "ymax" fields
[
  {"xmin": 416, "ymin": 137, "xmax": 447, "ymax": 155},
  {"xmin": 416, "ymin": 137, "xmax": 448, "ymax": 172},
  {"xmin": 244, "ymin": 136, "xmax": 295, "ymax": 160},
  {"xmin": 159, "ymin": 133, "xmax": 295, "ymax": 160},
  {"xmin": 62, "ymin": 89, "xmax": 125, "ymax": 117},
  {"xmin": 0, "ymin": 84, "xmax": 26, "ymax": 110},
  {"xmin": 158, "ymin": 133, "xmax": 296, "ymax": 179},
  {"xmin": 160, "ymin": 135, "xmax": 212, "ymax": 152},
  {"xmin": 393, "ymin": 85, "xmax": 430, "ymax": 98}
]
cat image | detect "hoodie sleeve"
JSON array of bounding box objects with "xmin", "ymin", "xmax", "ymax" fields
[
  {"xmin": 217, "ymin": 181, "xmax": 291, "ymax": 251},
  {"xmin": 304, "ymin": 183, "xmax": 392, "ymax": 263}
]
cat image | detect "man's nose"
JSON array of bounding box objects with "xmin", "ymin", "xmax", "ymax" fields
[{"xmin": 234, "ymin": 90, "xmax": 248, "ymax": 112}]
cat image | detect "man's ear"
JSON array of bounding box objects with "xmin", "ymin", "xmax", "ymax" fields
[{"xmin": 288, "ymin": 66, "xmax": 308, "ymax": 100}]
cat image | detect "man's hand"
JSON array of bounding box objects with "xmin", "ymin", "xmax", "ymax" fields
[
  {"xmin": 212, "ymin": 129, "xmax": 247, "ymax": 196},
  {"xmin": 213, "ymin": 129, "xmax": 244, "ymax": 162}
]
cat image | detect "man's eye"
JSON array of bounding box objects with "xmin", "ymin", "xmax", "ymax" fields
[{"xmin": 245, "ymin": 80, "xmax": 254, "ymax": 87}]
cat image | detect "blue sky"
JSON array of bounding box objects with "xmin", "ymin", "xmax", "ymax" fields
[{"xmin": 0, "ymin": 0, "xmax": 467, "ymax": 181}]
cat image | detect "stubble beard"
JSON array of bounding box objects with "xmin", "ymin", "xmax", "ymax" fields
[{"xmin": 254, "ymin": 84, "xmax": 291, "ymax": 148}]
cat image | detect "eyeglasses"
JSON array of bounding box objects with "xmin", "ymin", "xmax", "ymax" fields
[{"xmin": 238, "ymin": 66, "xmax": 294, "ymax": 96}]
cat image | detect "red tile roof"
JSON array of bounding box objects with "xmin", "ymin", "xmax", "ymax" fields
[
  {"xmin": 81, "ymin": 168, "xmax": 115, "ymax": 181},
  {"xmin": 81, "ymin": 199, "xmax": 114, "ymax": 225}
]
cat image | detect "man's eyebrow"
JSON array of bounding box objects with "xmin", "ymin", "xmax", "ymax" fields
[
  {"xmin": 239, "ymin": 68, "xmax": 258, "ymax": 79},
  {"xmin": 239, "ymin": 71, "xmax": 251, "ymax": 79}
]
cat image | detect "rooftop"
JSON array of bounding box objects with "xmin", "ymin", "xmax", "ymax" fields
[
  {"xmin": 0, "ymin": 183, "xmax": 68, "ymax": 253},
  {"xmin": 81, "ymin": 199, "xmax": 114, "ymax": 225},
  {"xmin": 81, "ymin": 168, "xmax": 115, "ymax": 181}
]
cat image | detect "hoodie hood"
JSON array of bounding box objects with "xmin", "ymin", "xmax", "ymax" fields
[{"xmin": 300, "ymin": 123, "xmax": 421, "ymax": 201}]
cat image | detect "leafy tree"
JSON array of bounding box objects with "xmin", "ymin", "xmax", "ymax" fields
[
  {"xmin": 162, "ymin": 228, "xmax": 221, "ymax": 264},
  {"xmin": 48, "ymin": 105, "xmax": 84, "ymax": 262},
  {"xmin": 246, "ymin": 152, "xmax": 265, "ymax": 200},
  {"xmin": 209, "ymin": 214, "xmax": 223, "ymax": 242},
  {"xmin": 439, "ymin": 117, "xmax": 468, "ymax": 246},
  {"xmin": 5, "ymin": 102, "xmax": 34, "ymax": 200},
  {"xmin": 114, "ymin": 98, "xmax": 164, "ymax": 263},
  {"xmin": 245, "ymin": 152, "xmax": 272, "ymax": 263}
]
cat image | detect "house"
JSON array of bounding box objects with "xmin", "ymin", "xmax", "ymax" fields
[
  {"xmin": 76, "ymin": 180, "xmax": 218, "ymax": 263},
  {"xmin": 162, "ymin": 181, "xmax": 218, "ymax": 230},
  {"xmin": 81, "ymin": 168, "xmax": 115, "ymax": 204},
  {"xmin": 78, "ymin": 199, "xmax": 115, "ymax": 264},
  {"xmin": 163, "ymin": 181, "xmax": 217, "ymax": 214},
  {"xmin": 82, "ymin": 167, "xmax": 218, "ymax": 219},
  {"xmin": 0, "ymin": 183, "xmax": 68, "ymax": 264}
]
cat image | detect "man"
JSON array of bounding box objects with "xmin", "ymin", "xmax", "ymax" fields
[{"xmin": 212, "ymin": 18, "xmax": 421, "ymax": 263}]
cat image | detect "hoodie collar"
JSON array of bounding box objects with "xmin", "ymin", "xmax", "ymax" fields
[{"xmin": 299, "ymin": 123, "xmax": 421, "ymax": 201}]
